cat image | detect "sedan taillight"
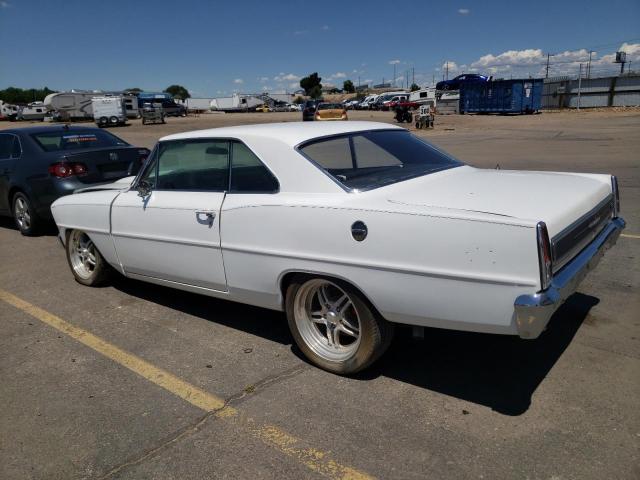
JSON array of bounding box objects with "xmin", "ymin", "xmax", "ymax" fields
[
  {"xmin": 536, "ymin": 221, "xmax": 553, "ymax": 290},
  {"xmin": 48, "ymin": 162, "xmax": 88, "ymax": 178}
]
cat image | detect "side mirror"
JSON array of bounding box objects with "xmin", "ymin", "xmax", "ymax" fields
[{"xmin": 137, "ymin": 179, "xmax": 152, "ymax": 198}]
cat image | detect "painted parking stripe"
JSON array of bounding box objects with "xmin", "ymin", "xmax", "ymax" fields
[
  {"xmin": 0, "ymin": 289, "xmax": 372, "ymax": 480},
  {"xmin": 620, "ymin": 233, "xmax": 640, "ymax": 239}
]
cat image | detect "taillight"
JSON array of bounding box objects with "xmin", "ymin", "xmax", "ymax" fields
[
  {"xmin": 48, "ymin": 162, "xmax": 88, "ymax": 178},
  {"xmin": 536, "ymin": 221, "xmax": 553, "ymax": 290},
  {"xmin": 611, "ymin": 175, "xmax": 620, "ymax": 217}
]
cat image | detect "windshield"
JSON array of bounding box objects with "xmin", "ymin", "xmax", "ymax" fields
[
  {"xmin": 31, "ymin": 130, "xmax": 128, "ymax": 152},
  {"xmin": 318, "ymin": 103, "xmax": 342, "ymax": 110},
  {"xmin": 298, "ymin": 130, "xmax": 462, "ymax": 190}
]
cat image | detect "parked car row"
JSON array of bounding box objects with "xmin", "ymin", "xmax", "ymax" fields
[{"xmin": 1, "ymin": 122, "xmax": 625, "ymax": 376}]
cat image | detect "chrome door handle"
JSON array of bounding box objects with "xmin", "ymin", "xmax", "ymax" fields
[{"xmin": 195, "ymin": 210, "xmax": 216, "ymax": 227}]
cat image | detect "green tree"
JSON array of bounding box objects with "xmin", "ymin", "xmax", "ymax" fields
[
  {"xmin": 300, "ymin": 73, "xmax": 322, "ymax": 96},
  {"xmin": 410, "ymin": 83, "xmax": 421, "ymax": 92},
  {"xmin": 294, "ymin": 96, "xmax": 305, "ymax": 104},
  {"xmin": 0, "ymin": 86, "xmax": 56, "ymax": 104},
  {"xmin": 343, "ymin": 80, "xmax": 355, "ymax": 93},
  {"xmin": 308, "ymin": 85, "xmax": 323, "ymax": 99},
  {"xmin": 164, "ymin": 85, "xmax": 191, "ymax": 101},
  {"xmin": 126, "ymin": 87, "xmax": 143, "ymax": 94}
]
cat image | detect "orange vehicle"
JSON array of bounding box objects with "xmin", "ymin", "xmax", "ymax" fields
[{"xmin": 314, "ymin": 102, "xmax": 348, "ymax": 121}]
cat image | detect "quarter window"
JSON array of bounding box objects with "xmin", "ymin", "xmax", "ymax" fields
[
  {"xmin": 230, "ymin": 142, "xmax": 278, "ymax": 192},
  {"xmin": 11, "ymin": 136, "xmax": 21, "ymax": 158},
  {"xmin": 156, "ymin": 140, "xmax": 229, "ymax": 191},
  {"xmin": 0, "ymin": 134, "xmax": 13, "ymax": 159}
]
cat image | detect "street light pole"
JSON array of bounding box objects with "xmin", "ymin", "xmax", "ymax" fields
[{"xmin": 577, "ymin": 63, "xmax": 583, "ymax": 110}]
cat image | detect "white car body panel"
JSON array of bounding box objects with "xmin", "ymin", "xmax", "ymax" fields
[{"xmin": 51, "ymin": 121, "xmax": 623, "ymax": 339}]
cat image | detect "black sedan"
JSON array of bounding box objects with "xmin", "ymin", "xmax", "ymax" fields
[
  {"xmin": 436, "ymin": 74, "xmax": 489, "ymax": 91},
  {"xmin": 302, "ymin": 99, "xmax": 323, "ymax": 121},
  {"xmin": 0, "ymin": 125, "xmax": 149, "ymax": 235}
]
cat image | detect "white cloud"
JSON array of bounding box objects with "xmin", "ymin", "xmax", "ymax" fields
[
  {"xmin": 258, "ymin": 76, "xmax": 270, "ymax": 82},
  {"xmin": 321, "ymin": 25, "xmax": 330, "ymax": 30},
  {"xmin": 293, "ymin": 30, "xmax": 308, "ymax": 36},
  {"xmin": 442, "ymin": 61, "xmax": 459, "ymax": 72},
  {"xmin": 233, "ymin": 78, "xmax": 244, "ymax": 84},
  {"xmin": 329, "ymin": 72, "xmax": 346, "ymax": 80},
  {"xmin": 288, "ymin": 82, "xmax": 299, "ymax": 90},
  {"xmin": 388, "ymin": 59, "xmax": 401, "ymax": 65},
  {"xmin": 274, "ymin": 73, "xmax": 300, "ymax": 82},
  {"xmin": 458, "ymin": 8, "xmax": 470, "ymax": 14},
  {"xmin": 0, "ymin": 1, "xmax": 10, "ymax": 8}
]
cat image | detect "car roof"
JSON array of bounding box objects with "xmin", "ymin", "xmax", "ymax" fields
[
  {"xmin": 1, "ymin": 125, "xmax": 102, "ymax": 135},
  {"xmin": 160, "ymin": 121, "xmax": 404, "ymax": 147}
]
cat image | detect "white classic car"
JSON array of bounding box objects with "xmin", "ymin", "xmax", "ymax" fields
[{"xmin": 51, "ymin": 121, "xmax": 625, "ymax": 373}]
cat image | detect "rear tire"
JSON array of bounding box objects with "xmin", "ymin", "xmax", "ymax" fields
[
  {"xmin": 286, "ymin": 275, "xmax": 394, "ymax": 374},
  {"xmin": 109, "ymin": 116, "xmax": 118, "ymax": 125},
  {"xmin": 65, "ymin": 229, "xmax": 113, "ymax": 286},
  {"xmin": 12, "ymin": 192, "xmax": 42, "ymax": 236}
]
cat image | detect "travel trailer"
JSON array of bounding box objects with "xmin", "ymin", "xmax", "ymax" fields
[
  {"xmin": 91, "ymin": 96, "xmax": 127, "ymax": 127},
  {"xmin": 44, "ymin": 91, "xmax": 139, "ymax": 121},
  {"xmin": 210, "ymin": 93, "xmax": 264, "ymax": 112},
  {"xmin": 17, "ymin": 102, "xmax": 47, "ymax": 121},
  {"xmin": 0, "ymin": 101, "xmax": 19, "ymax": 120}
]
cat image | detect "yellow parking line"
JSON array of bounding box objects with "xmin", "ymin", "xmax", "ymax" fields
[
  {"xmin": 0, "ymin": 289, "xmax": 372, "ymax": 480},
  {"xmin": 621, "ymin": 233, "xmax": 640, "ymax": 239}
]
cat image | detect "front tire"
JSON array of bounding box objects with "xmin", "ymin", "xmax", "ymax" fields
[
  {"xmin": 286, "ymin": 276, "xmax": 394, "ymax": 374},
  {"xmin": 65, "ymin": 229, "xmax": 112, "ymax": 286},
  {"xmin": 13, "ymin": 192, "xmax": 42, "ymax": 236}
]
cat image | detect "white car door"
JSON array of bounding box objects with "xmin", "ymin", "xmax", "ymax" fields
[{"xmin": 111, "ymin": 139, "xmax": 230, "ymax": 291}]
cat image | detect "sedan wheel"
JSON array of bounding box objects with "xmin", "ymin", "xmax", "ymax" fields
[
  {"xmin": 66, "ymin": 230, "xmax": 112, "ymax": 286},
  {"xmin": 286, "ymin": 276, "xmax": 393, "ymax": 374},
  {"xmin": 13, "ymin": 192, "xmax": 41, "ymax": 236}
]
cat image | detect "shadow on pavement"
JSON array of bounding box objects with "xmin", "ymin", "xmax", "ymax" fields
[
  {"xmin": 0, "ymin": 216, "xmax": 58, "ymax": 236},
  {"xmin": 361, "ymin": 292, "xmax": 599, "ymax": 416},
  {"xmin": 111, "ymin": 274, "xmax": 597, "ymax": 416}
]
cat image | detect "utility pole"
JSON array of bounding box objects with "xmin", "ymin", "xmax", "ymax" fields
[
  {"xmin": 587, "ymin": 50, "xmax": 593, "ymax": 78},
  {"xmin": 445, "ymin": 61, "xmax": 449, "ymax": 80},
  {"xmin": 393, "ymin": 64, "xmax": 396, "ymax": 87},
  {"xmin": 545, "ymin": 53, "xmax": 550, "ymax": 78},
  {"xmin": 577, "ymin": 63, "xmax": 583, "ymax": 110},
  {"xmin": 412, "ymin": 67, "xmax": 415, "ymax": 86}
]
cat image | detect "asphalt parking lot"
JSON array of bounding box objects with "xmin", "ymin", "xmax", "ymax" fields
[{"xmin": 1, "ymin": 109, "xmax": 639, "ymax": 480}]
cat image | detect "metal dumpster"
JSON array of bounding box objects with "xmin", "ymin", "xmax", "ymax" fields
[{"xmin": 460, "ymin": 79, "xmax": 543, "ymax": 114}]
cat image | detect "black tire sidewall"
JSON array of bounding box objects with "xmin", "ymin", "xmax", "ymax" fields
[{"xmin": 286, "ymin": 275, "xmax": 393, "ymax": 374}]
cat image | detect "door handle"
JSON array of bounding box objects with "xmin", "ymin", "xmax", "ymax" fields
[{"xmin": 195, "ymin": 210, "xmax": 216, "ymax": 227}]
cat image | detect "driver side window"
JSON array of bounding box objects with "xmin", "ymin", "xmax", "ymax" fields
[{"xmin": 155, "ymin": 140, "xmax": 229, "ymax": 191}]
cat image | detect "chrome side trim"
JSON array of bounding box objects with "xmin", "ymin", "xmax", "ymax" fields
[{"xmin": 514, "ymin": 217, "xmax": 625, "ymax": 339}]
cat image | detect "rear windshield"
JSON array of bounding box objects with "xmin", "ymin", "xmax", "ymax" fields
[
  {"xmin": 299, "ymin": 130, "xmax": 461, "ymax": 190},
  {"xmin": 318, "ymin": 103, "xmax": 342, "ymax": 110},
  {"xmin": 31, "ymin": 130, "xmax": 129, "ymax": 152}
]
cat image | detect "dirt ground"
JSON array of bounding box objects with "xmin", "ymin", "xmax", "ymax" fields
[{"xmin": 1, "ymin": 108, "xmax": 639, "ymax": 480}]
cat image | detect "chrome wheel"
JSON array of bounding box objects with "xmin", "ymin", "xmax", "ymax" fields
[
  {"xmin": 293, "ymin": 279, "xmax": 361, "ymax": 362},
  {"xmin": 14, "ymin": 197, "xmax": 31, "ymax": 231},
  {"xmin": 69, "ymin": 230, "xmax": 97, "ymax": 279}
]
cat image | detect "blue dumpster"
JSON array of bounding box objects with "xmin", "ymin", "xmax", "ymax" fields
[{"xmin": 460, "ymin": 79, "xmax": 543, "ymax": 114}]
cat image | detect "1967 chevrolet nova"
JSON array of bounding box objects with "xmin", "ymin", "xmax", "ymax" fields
[{"xmin": 51, "ymin": 121, "xmax": 625, "ymax": 373}]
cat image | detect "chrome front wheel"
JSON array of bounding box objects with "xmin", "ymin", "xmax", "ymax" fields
[
  {"xmin": 66, "ymin": 230, "xmax": 112, "ymax": 286},
  {"xmin": 13, "ymin": 196, "xmax": 31, "ymax": 231}
]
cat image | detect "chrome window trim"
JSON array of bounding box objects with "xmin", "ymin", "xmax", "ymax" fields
[{"xmin": 295, "ymin": 129, "xmax": 463, "ymax": 193}]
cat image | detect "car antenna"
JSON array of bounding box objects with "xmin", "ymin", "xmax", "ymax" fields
[{"xmin": 495, "ymin": 163, "xmax": 501, "ymax": 170}]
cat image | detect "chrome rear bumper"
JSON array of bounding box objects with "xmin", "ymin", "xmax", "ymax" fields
[{"xmin": 514, "ymin": 217, "xmax": 625, "ymax": 339}]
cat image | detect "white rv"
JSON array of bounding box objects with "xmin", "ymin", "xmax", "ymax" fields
[
  {"xmin": 408, "ymin": 87, "xmax": 437, "ymax": 107},
  {"xmin": 44, "ymin": 91, "xmax": 139, "ymax": 121},
  {"xmin": 92, "ymin": 96, "xmax": 127, "ymax": 127},
  {"xmin": 0, "ymin": 101, "xmax": 19, "ymax": 120},
  {"xmin": 210, "ymin": 93, "xmax": 263, "ymax": 112},
  {"xmin": 17, "ymin": 102, "xmax": 47, "ymax": 121}
]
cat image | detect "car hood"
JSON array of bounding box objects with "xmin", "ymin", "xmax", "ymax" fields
[{"xmin": 380, "ymin": 166, "xmax": 611, "ymax": 236}]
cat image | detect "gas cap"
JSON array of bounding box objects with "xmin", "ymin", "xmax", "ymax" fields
[{"xmin": 351, "ymin": 221, "xmax": 368, "ymax": 241}]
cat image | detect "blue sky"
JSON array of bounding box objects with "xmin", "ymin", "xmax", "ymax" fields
[{"xmin": 1, "ymin": 0, "xmax": 639, "ymax": 97}]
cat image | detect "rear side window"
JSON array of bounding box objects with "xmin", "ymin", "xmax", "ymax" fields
[
  {"xmin": 0, "ymin": 134, "xmax": 13, "ymax": 159},
  {"xmin": 230, "ymin": 142, "xmax": 278, "ymax": 193},
  {"xmin": 31, "ymin": 130, "xmax": 128, "ymax": 152},
  {"xmin": 156, "ymin": 139, "xmax": 229, "ymax": 191},
  {"xmin": 11, "ymin": 136, "xmax": 21, "ymax": 158}
]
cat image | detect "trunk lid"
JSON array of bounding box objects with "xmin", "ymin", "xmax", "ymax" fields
[
  {"xmin": 381, "ymin": 166, "xmax": 611, "ymax": 237},
  {"xmin": 63, "ymin": 146, "xmax": 142, "ymax": 184}
]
